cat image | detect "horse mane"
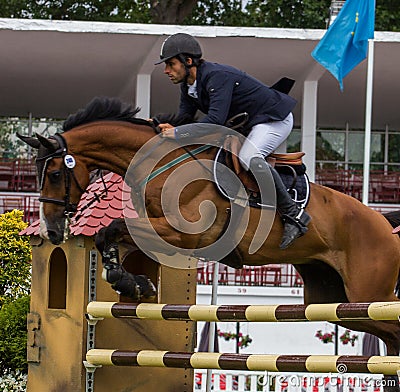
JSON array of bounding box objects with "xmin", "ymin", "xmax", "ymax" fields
[
  {"xmin": 153, "ymin": 112, "xmax": 195, "ymax": 127},
  {"xmin": 62, "ymin": 97, "xmax": 151, "ymax": 131}
]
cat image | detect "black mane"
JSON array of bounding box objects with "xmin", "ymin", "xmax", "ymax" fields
[{"xmin": 62, "ymin": 97, "xmax": 151, "ymax": 131}]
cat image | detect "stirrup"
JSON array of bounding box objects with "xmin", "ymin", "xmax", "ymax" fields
[
  {"xmin": 280, "ymin": 210, "xmax": 311, "ymax": 250},
  {"xmin": 282, "ymin": 209, "xmax": 311, "ymax": 233}
]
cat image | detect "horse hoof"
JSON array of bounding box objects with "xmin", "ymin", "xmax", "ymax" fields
[
  {"xmin": 102, "ymin": 245, "xmax": 119, "ymax": 264},
  {"xmin": 102, "ymin": 262, "xmax": 157, "ymax": 301},
  {"xmin": 135, "ymin": 275, "xmax": 157, "ymax": 300}
]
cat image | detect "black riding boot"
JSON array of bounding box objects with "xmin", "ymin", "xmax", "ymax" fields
[{"xmin": 249, "ymin": 157, "xmax": 311, "ymax": 250}]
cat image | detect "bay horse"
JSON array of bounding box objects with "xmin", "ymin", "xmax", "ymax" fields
[{"xmin": 19, "ymin": 98, "xmax": 400, "ymax": 368}]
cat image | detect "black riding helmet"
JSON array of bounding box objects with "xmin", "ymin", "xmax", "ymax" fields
[{"xmin": 155, "ymin": 33, "xmax": 202, "ymax": 65}]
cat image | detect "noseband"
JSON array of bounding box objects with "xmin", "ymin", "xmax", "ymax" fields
[{"xmin": 36, "ymin": 133, "xmax": 86, "ymax": 218}]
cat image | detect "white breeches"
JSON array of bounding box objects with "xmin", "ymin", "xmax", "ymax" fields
[{"xmin": 238, "ymin": 112, "xmax": 293, "ymax": 170}]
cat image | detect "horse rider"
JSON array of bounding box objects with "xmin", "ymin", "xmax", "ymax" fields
[{"xmin": 154, "ymin": 32, "xmax": 311, "ymax": 250}]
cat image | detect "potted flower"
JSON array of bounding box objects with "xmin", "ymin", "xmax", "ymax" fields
[
  {"xmin": 315, "ymin": 329, "xmax": 358, "ymax": 346},
  {"xmin": 315, "ymin": 330, "xmax": 335, "ymax": 343},
  {"xmin": 340, "ymin": 329, "xmax": 358, "ymax": 346},
  {"xmin": 217, "ymin": 329, "xmax": 253, "ymax": 349}
]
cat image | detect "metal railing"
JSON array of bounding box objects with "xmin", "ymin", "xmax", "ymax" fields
[
  {"xmin": 315, "ymin": 169, "xmax": 400, "ymax": 204},
  {"xmin": 197, "ymin": 261, "xmax": 303, "ymax": 288},
  {"xmin": 0, "ymin": 158, "xmax": 38, "ymax": 192},
  {"xmin": 0, "ymin": 193, "xmax": 40, "ymax": 223},
  {"xmin": 194, "ymin": 369, "xmax": 383, "ymax": 392}
]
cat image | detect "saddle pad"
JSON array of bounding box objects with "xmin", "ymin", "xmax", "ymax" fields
[
  {"xmin": 214, "ymin": 147, "xmax": 310, "ymax": 210},
  {"xmin": 275, "ymin": 165, "xmax": 310, "ymax": 209}
]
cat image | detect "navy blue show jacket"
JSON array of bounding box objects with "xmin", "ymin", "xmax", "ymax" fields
[{"xmin": 177, "ymin": 61, "xmax": 297, "ymax": 134}]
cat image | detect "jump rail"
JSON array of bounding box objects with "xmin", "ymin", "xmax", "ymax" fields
[
  {"xmin": 86, "ymin": 301, "xmax": 400, "ymax": 322},
  {"xmin": 85, "ymin": 349, "xmax": 400, "ymax": 375}
]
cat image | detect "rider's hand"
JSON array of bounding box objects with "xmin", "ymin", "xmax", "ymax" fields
[
  {"xmin": 158, "ymin": 123, "xmax": 173, "ymax": 131},
  {"xmin": 158, "ymin": 123, "xmax": 175, "ymax": 139}
]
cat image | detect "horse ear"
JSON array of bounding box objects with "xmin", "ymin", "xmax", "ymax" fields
[
  {"xmin": 36, "ymin": 133, "xmax": 59, "ymax": 151},
  {"xmin": 16, "ymin": 133, "xmax": 41, "ymax": 149}
]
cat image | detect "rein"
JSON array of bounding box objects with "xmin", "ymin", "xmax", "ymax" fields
[
  {"xmin": 38, "ymin": 124, "xmax": 219, "ymax": 221},
  {"xmin": 73, "ymin": 170, "xmax": 109, "ymax": 222},
  {"xmin": 153, "ymin": 121, "xmax": 217, "ymax": 168},
  {"xmin": 138, "ymin": 144, "xmax": 212, "ymax": 188},
  {"xmin": 123, "ymin": 126, "xmax": 215, "ymax": 215},
  {"xmin": 132, "ymin": 126, "xmax": 215, "ymax": 190},
  {"xmin": 38, "ymin": 126, "xmax": 213, "ymax": 222}
]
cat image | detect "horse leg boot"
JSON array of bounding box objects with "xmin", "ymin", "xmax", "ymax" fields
[
  {"xmin": 249, "ymin": 157, "xmax": 311, "ymax": 249},
  {"xmin": 101, "ymin": 243, "xmax": 156, "ymax": 301},
  {"xmin": 96, "ymin": 224, "xmax": 156, "ymax": 301}
]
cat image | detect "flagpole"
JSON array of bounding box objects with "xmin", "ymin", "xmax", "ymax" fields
[{"xmin": 362, "ymin": 38, "xmax": 375, "ymax": 205}]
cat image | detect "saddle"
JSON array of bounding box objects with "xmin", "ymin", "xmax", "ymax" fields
[{"xmin": 214, "ymin": 135, "xmax": 310, "ymax": 209}]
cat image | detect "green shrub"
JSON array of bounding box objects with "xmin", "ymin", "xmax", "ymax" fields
[
  {"xmin": 0, "ymin": 210, "xmax": 32, "ymax": 375},
  {"xmin": 0, "ymin": 295, "xmax": 30, "ymax": 373},
  {"xmin": 0, "ymin": 210, "xmax": 31, "ymax": 307}
]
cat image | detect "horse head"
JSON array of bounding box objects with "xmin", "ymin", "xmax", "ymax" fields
[{"xmin": 17, "ymin": 132, "xmax": 90, "ymax": 245}]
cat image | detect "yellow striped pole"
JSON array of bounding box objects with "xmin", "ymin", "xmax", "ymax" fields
[
  {"xmin": 86, "ymin": 301, "xmax": 400, "ymax": 322},
  {"xmin": 85, "ymin": 350, "xmax": 400, "ymax": 375}
]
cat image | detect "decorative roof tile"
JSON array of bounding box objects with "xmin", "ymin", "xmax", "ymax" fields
[{"xmin": 20, "ymin": 173, "xmax": 138, "ymax": 237}]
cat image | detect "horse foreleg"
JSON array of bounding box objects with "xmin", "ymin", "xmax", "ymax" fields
[
  {"xmin": 95, "ymin": 218, "xmax": 156, "ymax": 301},
  {"xmin": 95, "ymin": 218, "xmax": 138, "ymax": 254}
]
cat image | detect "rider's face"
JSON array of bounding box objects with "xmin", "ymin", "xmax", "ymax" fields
[{"xmin": 164, "ymin": 58, "xmax": 186, "ymax": 84}]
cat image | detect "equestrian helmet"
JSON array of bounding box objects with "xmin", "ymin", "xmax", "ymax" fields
[{"xmin": 155, "ymin": 33, "xmax": 202, "ymax": 64}]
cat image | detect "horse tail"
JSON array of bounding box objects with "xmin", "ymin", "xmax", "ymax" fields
[
  {"xmin": 382, "ymin": 210, "xmax": 400, "ymax": 299},
  {"xmin": 395, "ymin": 279, "xmax": 400, "ymax": 299},
  {"xmin": 382, "ymin": 210, "xmax": 400, "ymax": 232}
]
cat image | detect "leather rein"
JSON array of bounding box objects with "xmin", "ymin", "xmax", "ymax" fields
[{"xmin": 37, "ymin": 115, "xmax": 248, "ymax": 220}]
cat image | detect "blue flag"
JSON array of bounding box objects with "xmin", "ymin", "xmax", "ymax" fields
[{"xmin": 311, "ymin": 0, "xmax": 375, "ymax": 90}]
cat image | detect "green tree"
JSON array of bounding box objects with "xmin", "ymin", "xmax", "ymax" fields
[
  {"xmin": 0, "ymin": 1, "xmax": 399, "ymax": 32},
  {"xmin": 0, "ymin": 0, "xmax": 151, "ymax": 22},
  {"xmin": 150, "ymin": 0, "xmax": 198, "ymax": 24},
  {"xmin": 0, "ymin": 120, "xmax": 30, "ymax": 159},
  {"xmin": 0, "ymin": 210, "xmax": 31, "ymax": 307},
  {"xmin": 189, "ymin": 0, "xmax": 400, "ymax": 30},
  {"xmin": 242, "ymin": 0, "xmax": 331, "ymax": 28},
  {"xmin": 375, "ymin": 1, "xmax": 400, "ymax": 32},
  {"xmin": 188, "ymin": 0, "xmax": 247, "ymax": 26}
]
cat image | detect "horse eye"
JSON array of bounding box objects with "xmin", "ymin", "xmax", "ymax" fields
[{"xmin": 49, "ymin": 170, "xmax": 62, "ymax": 183}]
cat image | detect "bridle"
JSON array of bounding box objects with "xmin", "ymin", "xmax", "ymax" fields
[{"xmin": 37, "ymin": 133, "xmax": 107, "ymax": 219}]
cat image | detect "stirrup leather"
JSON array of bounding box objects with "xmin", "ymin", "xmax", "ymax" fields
[{"xmin": 281, "ymin": 209, "xmax": 311, "ymax": 234}]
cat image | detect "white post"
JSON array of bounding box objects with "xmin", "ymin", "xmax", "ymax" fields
[
  {"xmin": 301, "ymin": 80, "xmax": 319, "ymax": 182},
  {"xmin": 362, "ymin": 39, "xmax": 375, "ymax": 205},
  {"xmin": 135, "ymin": 74, "xmax": 151, "ymax": 119},
  {"xmin": 206, "ymin": 261, "xmax": 219, "ymax": 392},
  {"xmin": 28, "ymin": 112, "xmax": 33, "ymax": 158}
]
